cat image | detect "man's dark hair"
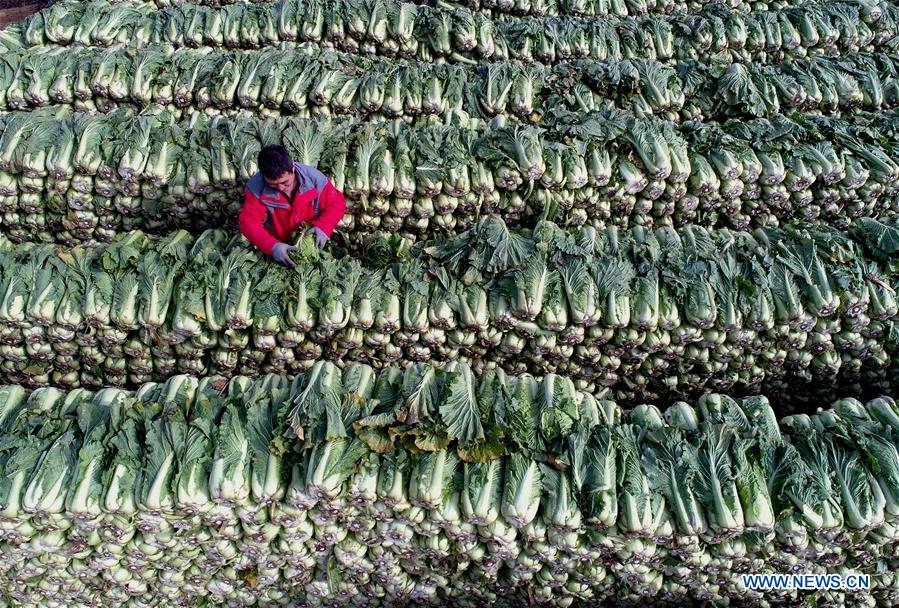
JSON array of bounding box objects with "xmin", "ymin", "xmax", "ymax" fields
[{"xmin": 258, "ymin": 145, "xmax": 294, "ymax": 179}]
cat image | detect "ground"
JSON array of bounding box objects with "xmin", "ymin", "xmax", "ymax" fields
[{"xmin": 0, "ymin": 0, "xmax": 43, "ymax": 27}]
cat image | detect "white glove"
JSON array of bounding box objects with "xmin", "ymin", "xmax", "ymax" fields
[
  {"xmin": 272, "ymin": 242, "xmax": 296, "ymax": 268},
  {"xmin": 311, "ymin": 227, "xmax": 329, "ymax": 248}
]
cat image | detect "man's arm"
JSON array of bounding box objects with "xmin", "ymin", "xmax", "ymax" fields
[
  {"xmin": 312, "ymin": 181, "xmax": 347, "ymax": 238},
  {"xmin": 239, "ymin": 191, "xmax": 280, "ymax": 256}
]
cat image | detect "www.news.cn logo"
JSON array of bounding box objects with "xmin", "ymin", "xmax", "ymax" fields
[{"xmin": 741, "ymin": 574, "xmax": 871, "ymax": 591}]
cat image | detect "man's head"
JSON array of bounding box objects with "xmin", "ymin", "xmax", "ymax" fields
[{"xmin": 259, "ymin": 145, "xmax": 295, "ymax": 192}]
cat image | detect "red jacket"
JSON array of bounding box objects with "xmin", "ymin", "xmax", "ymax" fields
[{"xmin": 239, "ymin": 162, "xmax": 347, "ymax": 256}]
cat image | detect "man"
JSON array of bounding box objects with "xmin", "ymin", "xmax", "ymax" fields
[{"xmin": 239, "ymin": 145, "xmax": 347, "ymax": 268}]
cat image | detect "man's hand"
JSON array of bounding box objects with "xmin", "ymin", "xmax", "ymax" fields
[
  {"xmin": 311, "ymin": 227, "xmax": 329, "ymax": 248},
  {"xmin": 272, "ymin": 242, "xmax": 296, "ymax": 268}
]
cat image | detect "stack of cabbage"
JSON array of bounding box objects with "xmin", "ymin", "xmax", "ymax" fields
[
  {"xmin": 3, "ymin": 369, "xmax": 899, "ymax": 608},
  {"xmin": 2, "ymin": 108, "xmax": 899, "ymax": 246},
  {"xmin": 7, "ymin": 0, "xmax": 894, "ymax": 63},
  {"xmin": 1, "ymin": 216, "xmax": 899, "ymax": 405},
  {"xmin": 0, "ymin": 0, "xmax": 897, "ymax": 245},
  {"xmin": 4, "ymin": 46, "xmax": 899, "ymax": 121},
  {"xmin": 3, "ymin": 0, "xmax": 899, "ymax": 604}
]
